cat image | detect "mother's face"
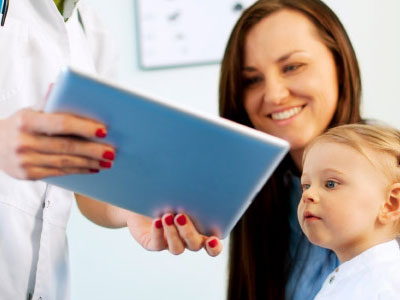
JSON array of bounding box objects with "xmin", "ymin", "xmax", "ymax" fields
[{"xmin": 242, "ymin": 9, "xmax": 338, "ymax": 166}]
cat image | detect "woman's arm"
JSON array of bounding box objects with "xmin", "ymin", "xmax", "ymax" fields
[{"xmin": 75, "ymin": 193, "xmax": 129, "ymax": 228}]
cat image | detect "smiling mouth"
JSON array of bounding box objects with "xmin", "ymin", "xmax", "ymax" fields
[{"xmin": 270, "ymin": 106, "xmax": 304, "ymax": 121}]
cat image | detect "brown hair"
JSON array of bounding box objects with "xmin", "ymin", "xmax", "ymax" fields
[{"xmin": 220, "ymin": 1, "xmax": 363, "ymax": 299}]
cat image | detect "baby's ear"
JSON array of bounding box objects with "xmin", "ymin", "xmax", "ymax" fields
[{"xmin": 378, "ymin": 183, "xmax": 400, "ymax": 225}]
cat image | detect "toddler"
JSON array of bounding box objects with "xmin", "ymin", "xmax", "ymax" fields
[{"xmin": 298, "ymin": 124, "xmax": 400, "ymax": 299}]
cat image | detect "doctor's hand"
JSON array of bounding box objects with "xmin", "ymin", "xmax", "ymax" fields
[
  {"xmin": 0, "ymin": 108, "xmax": 115, "ymax": 180},
  {"xmin": 126, "ymin": 211, "xmax": 223, "ymax": 257}
]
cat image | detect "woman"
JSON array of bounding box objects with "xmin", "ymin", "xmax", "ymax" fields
[
  {"xmin": 133, "ymin": 0, "xmax": 363, "ymax": 299},
  {"xmin": 220, "ymin": 0, "xmax": 362, "ymax": 299}
]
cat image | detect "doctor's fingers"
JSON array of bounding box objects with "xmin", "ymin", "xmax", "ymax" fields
[
  {"xmin": 14, "ymin": 151, "xmax": 111, "ymax": 172},
  {"xmin": 13, "ymin": 133, "xmax": 115, "ymax": 162},
  {"xmin": 12, "ymin": 165, "xmax": 98, "ymax": 180},
  {"xmin": 174, "ymin": 213, "xmax": 205, "ymax": 251},
  {"xmin": 162, "ymin": 214, "xmax": 186, "ymax": 255},
  {"xmin": 12, "ymin": 109, "xmax": 108, "ymax": 139}
]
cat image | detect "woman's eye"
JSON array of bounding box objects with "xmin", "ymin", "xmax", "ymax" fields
[
  {"xmin": 325, "ymin": 180, "xmax": 338, "ymax": 189},
  {"xmin": 243, "ymin": 76, "xmax": 262, "ymax": 87},
  {"xmin": 302, "ymin": 183, "xmax": 310, "ymax": 191},
  {"xmin": 282, "ymin": 64, "xmax": 303, "ymax": 73}
]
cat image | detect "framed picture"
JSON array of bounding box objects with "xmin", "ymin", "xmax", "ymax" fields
[{"xmin": 135, "ymin": 0, "xmax": 256, "ymax": 69}]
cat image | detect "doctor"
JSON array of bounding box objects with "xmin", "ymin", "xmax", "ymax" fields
[{"xmin": 0, "ymin": 0, "xmax": 221, "ymax": 299}]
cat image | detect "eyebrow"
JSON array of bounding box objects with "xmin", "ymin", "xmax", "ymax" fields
[
  {"xmin": 242, "ymin": 50, "xmax": 307, "ymax": 72},
  {"xmin": 301, "ymin": 168, "xmax": 345, "ymax": 180},
  {"xmin": 321, "ymin": 168, "xmax": 346, "ymax": 176}
]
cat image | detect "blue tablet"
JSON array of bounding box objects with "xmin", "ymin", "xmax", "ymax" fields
[{"xmin": 44, "ymin": 68, "xmax": 289, "ymax": 238}]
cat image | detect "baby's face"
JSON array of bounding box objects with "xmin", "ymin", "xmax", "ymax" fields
[{"xmin": 298, "ymin": 142, "xmax": 389, "ymax": 254}]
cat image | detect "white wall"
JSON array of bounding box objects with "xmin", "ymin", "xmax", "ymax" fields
[{"xmin": 67, "ymin": 1, "xmax": 400, "ymax": 299}]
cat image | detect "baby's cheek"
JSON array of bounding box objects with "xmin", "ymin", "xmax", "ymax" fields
[{"xmin": 297, "ymin": 203, "xmax": 304, "ymax": 223}]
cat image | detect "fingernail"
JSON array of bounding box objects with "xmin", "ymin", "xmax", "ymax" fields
[
  {"xmin": 99, "ymin": 161, "xmax": 112, "ymax": 168},
  {"xmin": 208, "ymin": 239, "xmax": 218, "ymax": 248},
  {"xmin": 102, "ymin": 150, "xmax": 115, "ymax": 160},
  {"xmin": 165, "ymin": 215, "xmax": 174, "ymax": 226},
  {"xmin": 95, "ymin": 128, "xmax": 107, "ymax": 138},
  {"xmin": 89, "ymin": 169, "xmax": 99, "ymax": 173},
  {"xmin": 176, "ymin": 215, "xmax": 187, "ymax": 226},
  {"xmin": 155, "ymin": 219, "xmax": 163, "ymax": 229}
]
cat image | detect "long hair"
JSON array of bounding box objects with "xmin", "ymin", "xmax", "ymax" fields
[{"xmin": 219, "ymin": 1, "xmax": 363, "ymax": 299}]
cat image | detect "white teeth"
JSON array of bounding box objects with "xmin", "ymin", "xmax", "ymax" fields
[{"xmin": 271, "ymin": 106, "xmax": 302, "ymax": 120}]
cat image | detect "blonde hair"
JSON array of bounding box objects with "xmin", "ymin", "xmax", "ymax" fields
[
  {"xmin": 304, "ymin": 123, "xmax": 400, "ymax": 182},
  {"xmin": 304, "ymin": 123, "xmax": 400, "ymax": 233}
]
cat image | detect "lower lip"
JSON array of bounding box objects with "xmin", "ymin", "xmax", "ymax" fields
[
  {"xmin": 305, "ymin": 217, "xmax": 321, "ymax": 222},
  {"xmin": 269, "ymin": 106, "xmax": 305, "ymax": 126}
]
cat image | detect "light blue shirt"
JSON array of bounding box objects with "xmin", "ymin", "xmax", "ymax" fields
[{"xmin": 285, "ymin": 175, "xmax": 339, "ymax": 300}]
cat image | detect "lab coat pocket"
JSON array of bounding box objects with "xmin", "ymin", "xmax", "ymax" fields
[{"xmin": 0, "ymin": 17, "xmax": 28, "ymax": 104}]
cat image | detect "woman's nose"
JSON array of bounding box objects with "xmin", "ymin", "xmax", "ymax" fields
[{"xmin": 263, "ymin": 76, "xmax": 289, "ymax": 105}]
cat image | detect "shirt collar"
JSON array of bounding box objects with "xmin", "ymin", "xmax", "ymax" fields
[
  {"xmin": 62, "ymin": 0, "xmax": 80, "ymax": 20},
  {"xmin": 334, "ymin": 239, "xmax": 400, "ymax": 280}
]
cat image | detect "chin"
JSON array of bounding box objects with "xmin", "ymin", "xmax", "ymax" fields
[
  {"xmin": 289, "ymin": 134, "xmax": 316, "ymax": 150},
  {"xmin": 305, "ymin": 233, "xmax": 327, "ymax": 248}
]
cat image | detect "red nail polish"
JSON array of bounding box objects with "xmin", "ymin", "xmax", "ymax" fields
[
  {"xmin": 155, "ymin": 219, "xmax": 163, "ymax": 229},
  {"xmin": 99, "ymin": 161, "xmax": 112, "ymax": 168},
  {"xmin": 95, "ymin": 128, "xmax": 107, "ymax": 138},
  {"xmin": 176, "ymin": 215, "xmax": 187, "ymax": 226},
  {"xmin": 165, "ymin": 215, "xmax": 174, "ymax": 226},
  {"xmin": 89, "ymin": 169, "xmax": 99, "ymax": 173},
  {"xmin": 102, "ymin": 150, "xmax": 115, "ymax": 160},
  {"xmin": 208, "ymin": 239, "xmax": 218, "ymax": 248}
]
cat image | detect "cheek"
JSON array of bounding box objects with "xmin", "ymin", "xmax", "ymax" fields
[
  {"xmin": 243, "ymin": 93, "xmax": 254, "ymax": 114},
  {"xmin": 297, "ymin": 201, "xmax": 304, "ymax": 222},
  {"xmin": 323, "ymin": 196, "xmax": 371, "ymax": 232},
  {"xmin": 314, "ymin": 64, "xmax": 339, "ymax": 116},
  {"xmin": 293, "ymin": 63, "xmax": 338, "ymax": 112},
  {"xmin": 244, "ymin": 93, "xmax": 263, "ymax": 121}
]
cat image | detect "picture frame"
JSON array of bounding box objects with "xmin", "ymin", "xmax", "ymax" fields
[{"xmin": 135, "ymin": 0, "xmax": 256, "ymax": 69}]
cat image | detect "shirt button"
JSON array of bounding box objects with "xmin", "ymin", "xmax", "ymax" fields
[{"xmin": 329, "ymin": 276, "xmax": 335, "ymax": 284}]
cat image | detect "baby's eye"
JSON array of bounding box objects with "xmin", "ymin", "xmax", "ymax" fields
[
  {"xmin": 325, "ymin": 180, "xmax": 338, "ymax": 189},
  {"xmin": 302, "ymin": 183, "xmax": 310, "ymax": 191}
]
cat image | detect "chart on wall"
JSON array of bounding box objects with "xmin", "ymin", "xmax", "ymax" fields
[{"xmin": 135, "ymin": 0, "xmax": 257, "ymax": 69}]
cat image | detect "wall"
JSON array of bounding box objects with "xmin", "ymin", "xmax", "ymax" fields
[{"xmin": 67, "ymin": 1, "xmax": 400, "ymax": 299}]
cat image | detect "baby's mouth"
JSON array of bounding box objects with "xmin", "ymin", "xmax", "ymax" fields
[{"xmin": 304, "ymin": 211, "xmax": 321, "ymax": 221}]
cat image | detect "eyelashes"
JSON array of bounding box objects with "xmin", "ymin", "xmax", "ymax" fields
[
  {"xmin": 242, "ymin": 76, "xmax": 263, "ymax": 87},
  {"xmin": 241, "ymin": 63, "xmax": 306, "ymax": 87}
]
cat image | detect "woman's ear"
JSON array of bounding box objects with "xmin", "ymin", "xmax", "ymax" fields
[{"xmin": 378, "ymin": 183, "xmax": 400, "ymax": 225}]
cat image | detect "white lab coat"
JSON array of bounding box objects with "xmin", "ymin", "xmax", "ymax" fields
[
  {"xmin": 314, "ymin": 239, "xmax": 400, "ymax": 300},
  {"xmin": 0, "ymin": 0, "xmax": 117, "ymax": 299}
]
